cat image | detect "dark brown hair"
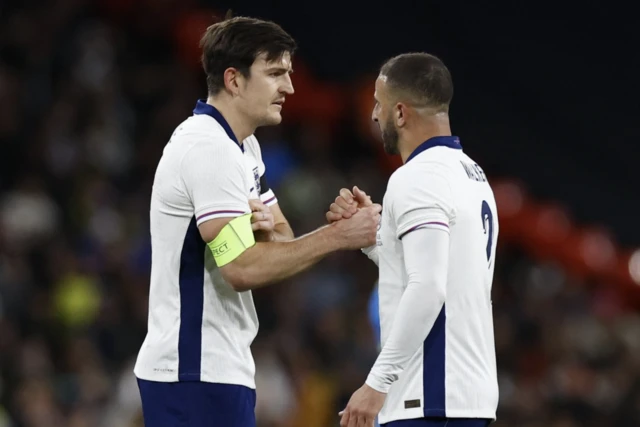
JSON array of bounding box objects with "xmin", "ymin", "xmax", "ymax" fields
[
  {"xmin": 380, "ymin": 53, "xmax": 453, "ymax": 112},
  {"xmin": 200, "ymin": 16, "xmax": 297, "ymax": 95}
]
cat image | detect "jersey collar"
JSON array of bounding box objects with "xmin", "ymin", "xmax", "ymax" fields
[
  {"xmin": 406, "ymin": 136, "xmax": 462, "ymax": 163},
  {"xmin": 193, "ymin": 100, "xmax": 243, "ymax": 152}
]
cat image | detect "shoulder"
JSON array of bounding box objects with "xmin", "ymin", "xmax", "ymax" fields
[
  {"xmin": 386, "ymin": 162, "xmax": 455, "ymax": 212},
  {"xmin": 170, "ymin": 117, "xmax": 242, "ymax": 158},
  {"xmin": 170, "ymin": 115, "xmax": 234, "ymax": 146},
  {"xmin": 386, "ymin": 167, "xmax": 417, "ymax": 206},
  {"xmin": 173, "ymin": 137, "xmax": 244, "ymax": 181},
  {"xmin": 388, "ymin": 161, "xmax": 450, "ymax": 190}
]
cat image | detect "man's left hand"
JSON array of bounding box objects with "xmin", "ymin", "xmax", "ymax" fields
[
  {"xmin": 339, "ymin": 384, "xmax": 386, "ymax": 427},
  {"xmin": 326, "ymin": 186, "xmax": 374, "ymax": 223},
  {"xmin": 249, "ymin": 199, "xmax": 275, "ymax": 241}
]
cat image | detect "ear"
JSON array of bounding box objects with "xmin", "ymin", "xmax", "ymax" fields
[
  {"xmin": 395, "ymin": 102, "xmax": 408, "ymax": 127},
  {"xmin": 223, "ymin": 67, "xmax": 241, "ymax": 96}
]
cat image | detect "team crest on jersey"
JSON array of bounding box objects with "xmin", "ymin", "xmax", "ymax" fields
[{"xmin": 253, "ymin": 167, "xmax": 261, "ymax": 194}]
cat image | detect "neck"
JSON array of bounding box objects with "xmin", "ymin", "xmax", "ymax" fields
[
  {"xmin": 399, "ymin": 113, "xmax": 452, "ymax": 163},
  {"xmin": 206, "ymin": 95, "xmax": 255, "ymax": 143}
]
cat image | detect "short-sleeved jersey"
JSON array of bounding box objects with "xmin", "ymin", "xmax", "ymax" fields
[
  {"xmin": 376, "ymin": 136, "xmax": 499, "ymax": 424},
  {"xmin": 134, "ymin": 100, "xmax": 277, "ymax": 388}
]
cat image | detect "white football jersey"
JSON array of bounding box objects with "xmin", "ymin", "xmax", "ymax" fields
[
  {"xmin": 376, "ymin": 136, "xmax": 499, "ymax": 424},
  {"xmin": 134, "ymin": 100, "xmax": 277, "ymax": 388}
]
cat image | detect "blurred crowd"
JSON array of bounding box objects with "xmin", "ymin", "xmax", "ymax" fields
[{"xmin": 1, "ymin": 2, "xmax": 640, "ymax": 427}]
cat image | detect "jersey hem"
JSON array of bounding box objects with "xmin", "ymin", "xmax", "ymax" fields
[
  {"xmin": 444, "ymin": 409, "xmax": 497, "ymax": 419},
  {"xmin": 379, "ymin": 408, "xmax": 496, "ymax": 424},
  {"xmin": 134, "ymin": 370, "xmax": 256, "ymax": 390}
]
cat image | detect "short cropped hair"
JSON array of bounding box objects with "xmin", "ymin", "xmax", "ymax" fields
[
  {"xmin": 380, "ymin": 53, "xmax": 453, "ymax": 112},
  {"xmin": 200, "ymin": 16, "xmax": 297, "ymax": 95}
]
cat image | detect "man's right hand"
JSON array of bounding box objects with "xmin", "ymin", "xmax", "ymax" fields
[
  {"xmin": 326, "ymin": 186, "xmax": 374, "ymax": 223},
  {"xmin": 332, "ymin": 204, "xmax": 381, "ymax": 250}
]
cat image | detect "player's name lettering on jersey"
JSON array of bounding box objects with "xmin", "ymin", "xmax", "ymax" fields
[{"xmin": 460, "ymin": 161, "xmax": 487, "ymax": 183}]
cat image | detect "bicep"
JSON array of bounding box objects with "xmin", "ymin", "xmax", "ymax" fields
[
  {"xmin": 401, "ymin": 227, "xmax": 449, "ymax": 293},
  {"xmin": 198, "ymin": 215, "xmax": 260, "ymax": 289},
  {"xmin": 389, "ymin": 169, "xmax": 455, "ymax": 239},
  {"xmin": 197, "ymin": 216, "xmax": 234, "ymax": 244},
  {"xmin": 182, "ymin": 141, "xmax": 250, "ymax": 222}
]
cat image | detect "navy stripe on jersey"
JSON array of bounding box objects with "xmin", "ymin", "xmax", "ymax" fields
[
  {"xmin": 406, "ymin": 136, "xmax": 462, "ymax": 163},
  {"xmin": 259, "ymin": 173, "xmax": 271, "ymax": 195},
  {"xmin": 423, "ymin": 304, "xmax": 446, "ymax": 417},
  {"xmin": 178, "ymin": 217, "xmax": 206, "ymax": 381}
]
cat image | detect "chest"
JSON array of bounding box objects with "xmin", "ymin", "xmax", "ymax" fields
[{"xmin": 241, "ymin": 150, "xmax": 263, "ymax": 199}]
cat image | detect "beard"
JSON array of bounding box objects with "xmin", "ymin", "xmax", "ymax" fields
[{"xmin": 381, "ymin": 117, "xmax": 399, "ymax": 155}]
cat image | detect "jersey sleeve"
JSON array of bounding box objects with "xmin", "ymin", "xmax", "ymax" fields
[
  {"xmin": 387, "ymin": 166, "xmax": 456, "ymax": 239},
  {"xmin": 247, "ymin": 135, "xmax": 278, "ymax": 208},
  {"xmin": 181, "ymin": 139, "xmax": 250, "ymax": 226},
  {"xmin": 259, "ymin": 174, "xmax": 277, "ymax": 207},
  {"xmin": 366, "ymin": 227, "xmax": 449, "ymax": 393}
]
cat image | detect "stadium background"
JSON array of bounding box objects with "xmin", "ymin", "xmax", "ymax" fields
[{"xmin": 1, "ymin": 0, "xmax": 640, "ymax": 426}]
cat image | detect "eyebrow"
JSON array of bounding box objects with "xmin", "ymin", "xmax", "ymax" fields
[{"xmin": 265, "ymin": 66, "xmax": 294, "ymax": 73}]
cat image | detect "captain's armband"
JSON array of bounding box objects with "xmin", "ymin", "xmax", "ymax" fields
[{"xmin": 207, "ymin": 214, "xmax": 256, "ymax": 267}]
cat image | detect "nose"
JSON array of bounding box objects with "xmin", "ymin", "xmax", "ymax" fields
[
  {"xmin": 281, "ymin": 74, "xmax": 294, "ymax": 95},
  {"xmin": 371, "ymin": 101, "xmax": 381, "ymax": 122}
]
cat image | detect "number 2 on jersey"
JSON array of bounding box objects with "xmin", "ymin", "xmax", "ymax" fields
[{"xmin": 481, "ymin": 200, "xmax": 494, "ymax": 265}]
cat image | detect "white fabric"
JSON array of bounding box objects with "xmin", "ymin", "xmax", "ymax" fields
[
  {"xmin": 374, "ymin": 145, "xmax": 499, "ymax": 424},
  {"xmin": 361, "ymin": 244, "xmax": 379, "ymax": 265},
  {"xmin": 366, "ymin": 227, "xmax": 448, "ymax": 393},
  {"xmin": 134, "ymin": 112, "xmax": 277, "ymax": 388}
]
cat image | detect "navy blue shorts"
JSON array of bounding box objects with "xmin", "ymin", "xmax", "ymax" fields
[
  {"xmin": 137, "ymin": 379, "xmax": 256, "ymax": 427},
  {"xmin": 383, "ymin": 418, "xmax": 491, "ymax": 427}
]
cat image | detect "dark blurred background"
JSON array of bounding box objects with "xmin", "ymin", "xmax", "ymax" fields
[{"xmin": 1, "ymin": 1, "xmax": 640, "ymax": 426}]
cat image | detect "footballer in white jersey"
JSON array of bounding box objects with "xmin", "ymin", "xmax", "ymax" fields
[
  {"xmin": 135, "ymin": 16, "xmax": 381, "ymax": 427},
  {"xmin": 371, "ymin": 137, "xmax": 499, "ymax": 424},
  {"xmin": 335, "ymin": 54, "xmax": 498, "ymax": 427},
  {"xmin": 134, "ymin": 100, "xmax": 279, "ymax": 387}
]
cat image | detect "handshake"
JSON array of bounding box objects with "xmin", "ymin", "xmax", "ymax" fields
[
  {"xmin": 249, "ymin": 186, "xmax": 381, "ymax": 250},
  {"xmin": 325, "ymin": 186, "xmax": 381, "ymax": 250}
]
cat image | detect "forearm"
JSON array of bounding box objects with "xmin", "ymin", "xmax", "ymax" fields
[
  {"xmin": 272, "ymin": 222, "xmax": 294, "ymax": 241},
  {"xmin": 366, "ymin": 228, "xmax": 449, "ymax": 393},
  {"xmin": 253, "ymin": 220, "xmax": 293, "ymax": 243},
  {"xmin": 225, "ymin": 225, "xmax": 341, "ymax": 291},
  {"xmin": 366, "ymin": 282, "xmax": 444, "ymax": 392}
]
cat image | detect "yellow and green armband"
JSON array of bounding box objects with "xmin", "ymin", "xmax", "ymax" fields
[{"xmin": 208, "ymin": 214, "xmax": 256, "ymax": 267}]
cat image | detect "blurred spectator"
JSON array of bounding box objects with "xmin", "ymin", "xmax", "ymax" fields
[{"xmin": 0, "ymin": 2, "xmax": 638, "ymax": 427}]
